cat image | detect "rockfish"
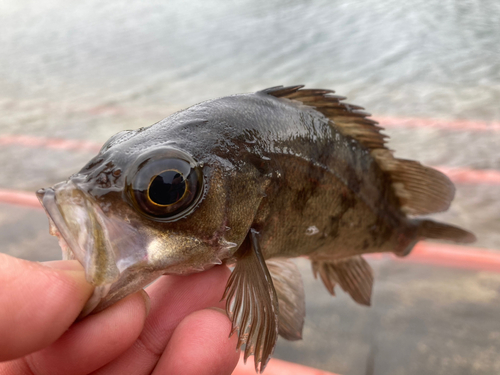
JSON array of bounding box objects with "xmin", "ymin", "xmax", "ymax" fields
[{"xmin": 37, "ymin": 86, "xmax": 475, "ymax": 372}]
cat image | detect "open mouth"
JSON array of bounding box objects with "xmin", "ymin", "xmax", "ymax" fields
[
  {"xmin": 37, "ymin": 185, "xmax": 88, "ymax": 264},
  {"xmin": 37, "ymin": 181, "xmax": 157, "ymax": 316},
  {"xmin": 36, "ymin": 179, "xmax": 222, "ymax": 317},
  {"xmin": 37, "ymin": 181, "xmax": 152, "ymax": 282},
  {"xmin": 36, "ymin": 184, "xmax": 85, "ymax": 264},
  {"xmin": 37, "ymin": 182, "xmax": 121, "ymax": 282}
]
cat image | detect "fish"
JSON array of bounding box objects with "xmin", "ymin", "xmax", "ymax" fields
[{"xmin": 36, "ymin": 86, "xmax": 476, "ymax": 372}]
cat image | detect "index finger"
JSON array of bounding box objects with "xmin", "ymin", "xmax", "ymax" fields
[
  {"xmin": 92, "ymin": 265, "xmax": 231, "ymax": 375},
  {"xmin": 0, "ymin": 254, "xmax": 94, "ymax": 361}
]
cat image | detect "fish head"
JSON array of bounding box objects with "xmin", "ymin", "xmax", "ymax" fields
[{"xmin": 37, "ymin": 126, "xmax": 266, "ymax": 315}]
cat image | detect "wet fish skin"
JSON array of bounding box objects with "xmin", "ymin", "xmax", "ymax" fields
[{"xmin": 37, "ymin": 86, "xmax": 475, "ymax": 372}]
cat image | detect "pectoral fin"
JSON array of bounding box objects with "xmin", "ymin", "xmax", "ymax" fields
[
  {"xmin": 266, "ymin": 258, "xmax": 305, "ymax": 341},
  {"xmin": 311, "ymin": 255, "xmax": 374, "ymax": 306},
  {"xmin": 222, "ymin": 230, "xmax": 279, "ymax": 373}
]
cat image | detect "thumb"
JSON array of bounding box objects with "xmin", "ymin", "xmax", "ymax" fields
[{"xmin": 0, "ymin": 254, "xmax": 93, "ymax": 361}]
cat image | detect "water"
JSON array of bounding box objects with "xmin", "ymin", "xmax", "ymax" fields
[{"xmin": 0, "ymin": 0, "xmax": 499, "ymax": 121}]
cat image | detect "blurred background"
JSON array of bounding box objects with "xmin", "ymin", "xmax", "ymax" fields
[{"xmin": 1, "ymin": 1, "xmax": 499, "ymax": 374}]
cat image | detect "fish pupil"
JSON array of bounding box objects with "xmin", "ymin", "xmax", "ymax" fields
[{"xmin": 148, "ymin": 170, "xmax": 186, "ymax": 206}]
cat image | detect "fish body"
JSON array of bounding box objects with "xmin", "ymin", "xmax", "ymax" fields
[{"xmin": 37, "ymin": 86, "xmax": 475, "ymax": 372}]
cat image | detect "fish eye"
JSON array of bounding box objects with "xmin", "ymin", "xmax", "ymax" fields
[{"xmin": 127, "ymin": 151, "xmax": 203, "ymax": 221}]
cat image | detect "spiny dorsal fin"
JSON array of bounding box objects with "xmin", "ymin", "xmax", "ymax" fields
[
  {"xmin": 263, "ymin": 85, "xmax": 387, "ymax": 150},
  {"xmin": 264, "ymin": 85, "xmax": 455, "ymax": 215},
  {"xmin": 266, "ymin": 258, "xmax": 305, "ymax": 341},
  {"xmin": 311, "ymin": 255, "xmax": 374, "ymax": 306}
]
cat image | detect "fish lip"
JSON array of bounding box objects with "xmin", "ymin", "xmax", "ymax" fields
[
  {"xmin": 38, "ymin": 182, "xmax": 148, "ymax": 316},
  {"xmin": 38, "ymin": 181, "xmax": 150, "ymax": 281},
  {"xmin": 38, "ymin": 182, "xmax": 130, "ymax": 282},
  {"xmin": 37, "ymin": 185, "xmax": 86, "ymax": 263},
  {"xmin": 37, "ymin": 179, "xmax": 223, "ymax": 316}
]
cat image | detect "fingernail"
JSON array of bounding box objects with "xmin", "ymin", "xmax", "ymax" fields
[
  {"xmin": 42, "ymin": 260, "xmax": 94, "ymax": 301},
  {"xmin": 42, "ymin": 260, "xmax": 84, "ymax": 271},
  {"xmin": 140, "ymin": 289, "xmax": 151, "ymax": 316}
]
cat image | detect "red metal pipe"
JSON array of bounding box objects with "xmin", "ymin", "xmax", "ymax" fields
[
  {"xmin": 1, "ymin": 136, "xmax": 499, "ymax": 185},
  {"xmin": 435, "ymin": 166, "xmax": 500, "ymax": 185},
  {"xmin": 0, "ymin": 135, "xmax": 101, "ymax": 153},
  {"xmin": 0, "ymin": 189, "xmax": 42, "ymax": 209},
  {"xmin": 393, "ymin": 242, "xmax": 500, "ymax": 273},
  {"xmin": 233, "ymin": 353, "xmax": 339, "ymax": 375},
  {"xmin": 377, "ymin": 116, "xmax": 500, "ymax": 132},
  {"xmin": 0, "ymin": 188, "xmax": 498, "ymax": 272}
]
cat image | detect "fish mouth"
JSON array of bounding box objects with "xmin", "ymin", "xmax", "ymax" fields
[
  {"xmin": 37, "ymin": 181, "xmax": 157, "ymax": 316},
  {"xmin": 37, "ymin": 180, "xmax": 232, "ymax": 317},
  {"xmin": 37, "ymin": 185, "xmax": 96, "ymax": 266}
]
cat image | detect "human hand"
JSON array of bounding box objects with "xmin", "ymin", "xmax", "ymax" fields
[{"xmin": 0, "ymin": 253, "xmax": 239, "ymax": 375}]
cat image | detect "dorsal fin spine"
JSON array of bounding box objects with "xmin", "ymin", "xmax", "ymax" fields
[{"xmin": 264, "ymin": 85, "xmax": 456, "ymax": 216}]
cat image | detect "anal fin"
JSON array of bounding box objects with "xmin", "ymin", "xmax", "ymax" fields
[
  {"xmin": 266, "ymin": 258, "xmax": 305, "ymax": 341},
  {"xmin": 222, "ymin": 230, "xmax": 279, "ymax": 373},
  {"xmin": 311, "ymin": 255, "xmax": 374, "ymax": 306}
]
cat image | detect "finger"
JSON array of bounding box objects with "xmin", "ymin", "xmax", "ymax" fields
[
  {"xmin": 92, "ymin": 265, "xmax": 230, "ymax": 375},
  {"xmin": 0, "ymin": 290, "xmax": 150, "ymax": 375},
  {"xmin": 153, "ymin": 308, "xmax": 239, "ymax": 375},
  {"xmin": 0, "ymin": 254, "xmax": 94, "ymax": 361}
]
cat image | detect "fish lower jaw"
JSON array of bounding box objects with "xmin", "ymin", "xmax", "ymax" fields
[
  {"xmin": 48, "ymin": 217, "xmax": 77, "ymax": 261},
  {"xmin": 160, "ymin": 258, "xmax": 221, "ymax": 275}
]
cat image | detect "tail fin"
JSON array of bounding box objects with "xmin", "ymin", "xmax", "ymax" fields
[{"xmin": 416, "ymin": 219, "xmax": 476, "ymax": 244}]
